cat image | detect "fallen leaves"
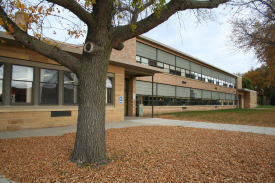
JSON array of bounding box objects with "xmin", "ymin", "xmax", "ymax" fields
[{"xmin": 0, "ymin": 126, "xmax": 275, "ymax": 182}]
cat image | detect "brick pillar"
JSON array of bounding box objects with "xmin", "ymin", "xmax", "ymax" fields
[{"xmin": 128, "ymin": 77, "xmax": 136, "ymax": 116}]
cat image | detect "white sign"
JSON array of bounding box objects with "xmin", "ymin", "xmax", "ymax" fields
[{"xmin": 133, "ymin": 94, "xmax": 136, "ymax": 100}]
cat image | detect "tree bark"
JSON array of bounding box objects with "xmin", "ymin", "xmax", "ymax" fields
[{"xmin": 71, "ymin": 47, "xmax": 112, "ymax": 166}]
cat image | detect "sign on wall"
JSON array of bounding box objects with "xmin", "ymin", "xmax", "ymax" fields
[{"xmin": 119, "ymin": 96, "xmax": 123, "ymax": 104}]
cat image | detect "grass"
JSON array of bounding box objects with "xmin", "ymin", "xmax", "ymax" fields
[
  {"xmin": 156, "ymin": 108, "xmax": 275, "ymax": 127},
  {"xmin": 257, "ymin": 105, "xmax": 275, "ymax": 109}
]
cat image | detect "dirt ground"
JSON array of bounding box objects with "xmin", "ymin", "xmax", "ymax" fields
[{"xmin": 1, "ymin": 126, "xmax": 275, "ymax": 182}]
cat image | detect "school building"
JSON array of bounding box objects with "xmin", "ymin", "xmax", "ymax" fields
[{"xmin": 0, "ymin": 31, "xmax": 257, "ymax": 132}]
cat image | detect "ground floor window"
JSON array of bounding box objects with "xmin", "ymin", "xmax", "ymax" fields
[
  {"xmin": 64, "ymin": 72, "xmax": 78, "ymax": 104},
  {"xmin": 106, "ymin": 76, "xmax": 113, "ymax": 104},
  {"xmin": 0, "ymin": 61, "xmax": 114, "ymax": 106},
  {"xmin": 40, "ymin": 68, "xmax": 58, "ymax": 104},
  {"xmin": 11, "ymin": 65, "xmax": 33, "ymax": 104}
]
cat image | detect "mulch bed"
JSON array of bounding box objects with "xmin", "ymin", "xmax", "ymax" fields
[{"xmin": 1, "ymin": 126, "xmax": 275, "ymax": 182}]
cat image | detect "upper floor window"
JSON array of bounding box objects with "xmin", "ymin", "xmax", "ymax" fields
[
  {"xmin": 64, "ymin": 72, "xmax": 78, "ymax": 104},
  {"xmin": 11, "ymin": 65, "xmax": 33, "ymax": 104},
  {"xmin": 40, "ymin": 69, "xmax": 58, "ymax": 104}
]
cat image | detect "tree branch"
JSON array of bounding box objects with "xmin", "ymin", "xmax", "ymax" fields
[
  {"xmin": 0, "ymin": 6, "xmax": 80, "ymax": 73},
  {"xmin": 46, "ymin": 0, "xmax": 94, "ymax": 25},
  {"xmin": 111, "ymin": 0, "xmax": 229, "ymax": 47}
]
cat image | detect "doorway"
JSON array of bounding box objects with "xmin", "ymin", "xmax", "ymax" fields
[{"xmin": 124, "ymin": 79, "xmax": 129, "ymax": 116}]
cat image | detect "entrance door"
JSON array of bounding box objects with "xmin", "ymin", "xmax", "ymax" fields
[{"xmin": 124, "ymin": 79, "xmax": 129, "ymax": 116}]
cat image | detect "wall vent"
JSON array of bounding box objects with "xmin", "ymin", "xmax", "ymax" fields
[
  {"xmin": 51, "ymin": 111, "xmax": 72, "ymax": 117},
  {"xmin": 215, "ymin": 106, "xmax": 218, "ymax": 108},
  {"xmin": 182, "ymin": 107, "xmax": 187, "ymax": 109},
  {"xmin": 182, "ymin": 81, "xmax": 186, "ymax": 84}
]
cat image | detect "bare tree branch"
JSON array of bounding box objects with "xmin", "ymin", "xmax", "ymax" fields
[
  {"xmin": 0, "ymin": 6, "xmax": 80, "ymax": 73},
  {"xmin": 111, "ymin": 0, "xmax": 229, "ymax": 46},
  {"xmin": 46, "ymin": 0, "xmax": 94, "ymax": 25}
]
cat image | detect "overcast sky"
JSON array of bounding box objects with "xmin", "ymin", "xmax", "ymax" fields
[
  {"xmin": 2, "ymin": 3, "xmax": 261, "ymax": 75},
  {"xmin": 142, "ymin": 4, "xmax": 260, "ymax": 75}
]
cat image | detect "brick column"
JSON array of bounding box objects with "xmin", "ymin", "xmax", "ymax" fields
[{"xmin": 128, "ymin": 77, "xmax": 136, "ymax": 116}]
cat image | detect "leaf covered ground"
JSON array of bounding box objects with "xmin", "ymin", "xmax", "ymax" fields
[
  {"xmin": 156, "ymin": 108, "xmax": 275, "ymax": 127},
  {"xmin": 1, "ymin": 126, "xmax": 275, "ymax": 182}
]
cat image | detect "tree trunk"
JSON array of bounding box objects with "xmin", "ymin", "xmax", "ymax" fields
[{"xmin": 71, "ymin": 48, "xmax": 112, "ymax": 166}]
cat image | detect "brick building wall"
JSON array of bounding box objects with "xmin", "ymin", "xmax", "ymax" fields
[{"xmin": 0, "ymin": 42, "xmax": 126, "ymax": 131}]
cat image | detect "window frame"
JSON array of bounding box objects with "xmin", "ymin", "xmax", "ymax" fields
[{"xmin": 10, "ymin": 64, "xmax": 34, "ymax": 105}]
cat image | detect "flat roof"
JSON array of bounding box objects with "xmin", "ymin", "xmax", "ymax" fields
[{"xmin": 137, "ymin": 35, "xmax": 241, "ymax": 78}]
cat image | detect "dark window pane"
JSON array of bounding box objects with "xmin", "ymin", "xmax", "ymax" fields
[
  {"xmin": 106, "ymin": 88, "xmax": 112, "ymax": 104},
  {"xmin": 40, "ymin": 83, "xmax": 58, "ymax": 104},
  {"xmin": 0, "ymin": 80, "xmax": 2, "ymax": 103},
  {"xmin": 64, "ymin": 85, "xmax": 78, "ymax": 104}
]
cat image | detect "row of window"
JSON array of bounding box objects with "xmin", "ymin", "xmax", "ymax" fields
[
  {"xmin": 0, "ymin": 63, "xmax": 114, "ymax": 105},
  {"xmin": 136, "ymin": 95, "xmax": 236, "ymax": 106},
  {"xmin": 136, "ymin": 56, "xmax": 236, "ymax": 88}
]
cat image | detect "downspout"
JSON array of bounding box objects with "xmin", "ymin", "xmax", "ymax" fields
[{"xmin": 152, "ymin": 75, "xmax": 154, "ymax": 118}]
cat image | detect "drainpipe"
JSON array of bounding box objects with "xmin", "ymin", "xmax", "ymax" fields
[{"xmin": 152, "ymin": 76, "xmax": 154, "ymax": 118}]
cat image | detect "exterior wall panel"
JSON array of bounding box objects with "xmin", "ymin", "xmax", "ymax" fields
[
  {"xmin": 136, "ymin": 42, "xmax": 157, "ymax": 60},
  {"xmin": 176, "ymin": 86, "xmax": 190, "ymax": 98},
  {"xmin": 176, "ymin": 57, "xmax": 190, "ymax": 70},
  {"xmin": 157, "ymin": 50, "xmax": 175, "ymax": 65}
]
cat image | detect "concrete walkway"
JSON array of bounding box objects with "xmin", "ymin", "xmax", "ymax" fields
[
  {"xmin": 1, "ymin": 117, "xmax": 275, "ymax": 140},
  {"xmin": 1, "ymin": 117, "xmax": 275, "ymax": 183}
]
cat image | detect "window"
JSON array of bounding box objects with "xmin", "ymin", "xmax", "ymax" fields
[
  {"xmin": 164, "ymin": 64, "xmax": 169, "ymax": 73},
  {"xmin": 40, "ymin": 69, "xmax": 58, "ymax": 104},
  {"xmin": 11, "ymin": 65, "xmax": 33, "ymax": 104},
  {"xmin": 106, "ymin": 77, "xmax": 113, "ymax": 104},
  {"xmin": 0, "ymin": 63, "xmax": 3, "ymax": 103},
  {"xmin": 190, "ymin": 71, "xmax": 195, "ymax": 79},
  {"xmin": 202, "ymin": 75, "xmax": 205, "ymax": 82},
  {"xmin": 198, "ymin": 74, "xmax": 202, "ymax": 81},
  {"xmin": 64, "ymin": 72, "xmax": 78, "ymax": 104},
  {"xmin": 186, "ymin": 70, "xmax": 190, "ymax": 78},
  {"xmin": 148, "ymin": 59, "xmax": 157, "ymax": 67},
  {"xmin": 136, "ymin": 56, "xmax": 141, "ymax": 63},
  {"xmin": 157, "ymin": 62, "xmax": 164, "ymax": 68},
  {"xmin": 181, "ymin": 69, "xmax": 186, "ymax": 77},
  {"xmin": 141, "ymin": 57, "xmax": 148, "ymax": 65}
]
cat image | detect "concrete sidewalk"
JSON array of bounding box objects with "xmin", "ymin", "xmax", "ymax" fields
[
  {"xmin": 1, "ymin": 117, "xmax": 275, "ymax": 183},
  {"xmin": 1, "ymin": 117, "xmax": 275, "ymax": 139}
]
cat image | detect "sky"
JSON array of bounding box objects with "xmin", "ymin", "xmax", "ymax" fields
[
  {"xmin": 1, "ymin": 2, "xmax": 261, "ymax": 75},
  {"xmin": 142, "ymin": 4, "xmax": 260, "ymax": 75}
]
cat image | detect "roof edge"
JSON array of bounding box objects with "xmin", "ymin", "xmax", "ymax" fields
[{"xmin": 137, "ymin": 35, "xmax": 239, "ymax": 78}]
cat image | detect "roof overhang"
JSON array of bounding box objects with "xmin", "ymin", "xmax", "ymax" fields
[
  {"xmin": 238, "ymin": 88, "xmax": 257, "ymax": 93},
  {"xmin": 110, "ymin": 56, "xmax": 164, "ymax": 77}
]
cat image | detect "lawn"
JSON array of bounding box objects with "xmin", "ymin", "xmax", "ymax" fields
[
  {"xmin": 0, "ymin": 126, "xmax": 275, "ymax": 182},
  {"xmin": 156, "ymin": 108, "xmax": 275, "ymax": 127}
]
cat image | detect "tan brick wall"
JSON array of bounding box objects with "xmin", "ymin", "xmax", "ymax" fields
[
  {"xmin": 142, "ymin": 105, "xmax": 237, "ymax": 116},
  {"xmin": 105, "ymin": 64, "xmax": 125, "ymax": 122},
  {"xmin": 0, "ymin": 110, "xmax": 78, "ymax": 132},
  {"xmin": 137, "ymin": 73, "xmax": 236, "ymax": 94},
  {"xmin": 111, "ymin": 38, "xmax": 136, "ymax": 62},
  {"xmin": 236, "ymin": 77, "xmax": 242, "ymax": 89},
  {"xmin": 244, "ymin": 91, "xmax": 257, "ymax": 109}
]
